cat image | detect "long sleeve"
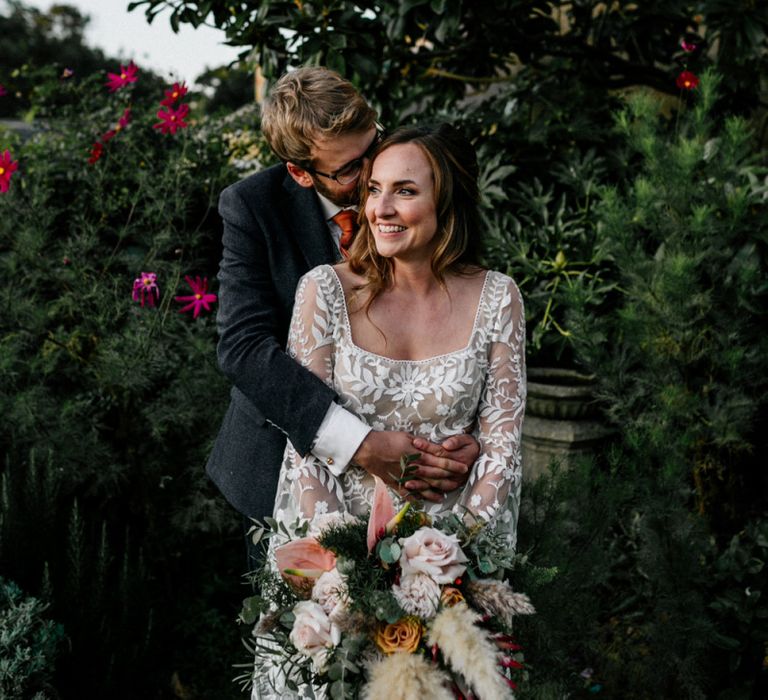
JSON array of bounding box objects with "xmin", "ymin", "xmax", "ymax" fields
[
  {"xmin": 281, "ymin": 269, "xmax": 346, "ymax": 522},
  {"xmin": 456, "ymin": 278, "xmax": 526, "ymax": 536},
  {"xmin": 215, "ymin": 181, "xmax": 338, "ymax": 455}
]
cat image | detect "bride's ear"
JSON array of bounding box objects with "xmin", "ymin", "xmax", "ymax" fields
[{"xmin": 286, "ymin": 162, "xmax": 315, "ymax": 188}]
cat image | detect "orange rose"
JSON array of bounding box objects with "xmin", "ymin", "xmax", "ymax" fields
[
  {"xmin": 440, "ymin": 586, "xmax": 465, "ymax": 607},
  {"xmin": 375, "ymin": 617, "xmax": 423, "ymax": 654}
]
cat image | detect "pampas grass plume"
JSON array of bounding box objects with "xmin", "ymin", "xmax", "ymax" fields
[
  {"xmin": 362, "ymin": 652, "xmax": 453, "ymax": 700},
  {"xmin": 466, "ymin": 579, "xmax": 536, "ymax": 628},
  {"xmin": 427, "ymin": 603, "xmax": 512, "ymax": 699}
]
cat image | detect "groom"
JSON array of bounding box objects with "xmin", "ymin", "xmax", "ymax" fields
[{"xmin": 206, "ymin": 66, "xmax": 479, "ymax": 531}]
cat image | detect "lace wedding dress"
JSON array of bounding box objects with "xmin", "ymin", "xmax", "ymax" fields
[{"xmin": 251, "ymin": 264, "xmax": 526, "ymax": 700}]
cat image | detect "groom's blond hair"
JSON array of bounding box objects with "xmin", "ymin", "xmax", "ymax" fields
[{"xmin": 261, "ymin": 66, "xmax": 378, "ymax": 165}]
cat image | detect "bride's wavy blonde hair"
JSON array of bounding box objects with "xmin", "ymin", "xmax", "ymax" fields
[{"xmin": 347, "ymin": 123, "xmax": 481, "ymax": 307}]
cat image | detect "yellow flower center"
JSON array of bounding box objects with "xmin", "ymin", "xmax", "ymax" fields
[
  {"xmin": 195, "ymin": 293, "xmax": 202, "ymax": 300},
  {"xmin": 172, "ymin": 91, "xmax": 178, "ymax": 98},
  {"xmin": 0, "ymin": 167, "xmax": 4, "ymax": 176},
  {"xmin": 171, "ymin": 116, "xmax": 176, "ymax": 121},
  {"xmin": 120, "ymin": 72, "xmax": 127, "ymax": 79},
  {"xmin": 144, "ymin": 279, "xmax": 152, "ymax": 286}
]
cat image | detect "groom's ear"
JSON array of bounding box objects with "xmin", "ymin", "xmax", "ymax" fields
[{"xmin": 286, "ymin": 162, "xmax": 315, "ymax": 189}]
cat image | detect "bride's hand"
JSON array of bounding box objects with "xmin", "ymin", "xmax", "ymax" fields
[{"xmin": 406, "ymin": 434, "xmax": 479, "ymax": 498}]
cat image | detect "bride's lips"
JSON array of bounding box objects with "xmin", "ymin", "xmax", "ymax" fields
[{"xmin": 376, "ymin": 224, "xmax": 407, "ymax": 236}]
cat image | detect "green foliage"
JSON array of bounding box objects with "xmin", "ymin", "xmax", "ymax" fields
[
  {"xmin": 0, "ymin": 60, "xmax": 248, "ymax": 697},
  {"xmin": 0, "ymin": 576, "xmax": 64, "ymax": 700},
  {"xmin": 516, "ymin": 454, "xmax": 721, "ymax": 699},
  {"xmin": 570, "ymin": 70, "xmax": 768, "ymax": 524}
]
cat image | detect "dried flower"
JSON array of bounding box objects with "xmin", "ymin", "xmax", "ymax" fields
[
  {"xmin": 676, "ymin": 70, "xmax": 700, "ymax": 90},
  {"xmin": 362, "ymin": 651, "xmax": 454, "ymax": 700},
  {"xmin": 375, "ymin": 617, "xmax": 423, "ymax": 654},
  {"xmin": 160, "ymin": 81, "xmax": 188, "ymax": 106},
  {"xmin": 427, "ymin": 603, "xmax": 511, "ymax": 699},
  {"xmin": 102, "ymin": 108, "xmax": 132, "ymax": 143},
  {"xmin": 174, "ymin": 275, "xmax": 217, "ymax": 317},
  {"xmin": 153, "ymin": 103, "xmax": 190, "ymax": 134},
  {"xmin": 106, "ymin": 61, "xmax": 138, "ymax": 92},
  {"xmin": 465, "ymin": 579, "xmax": 536, "ymax": 628},
  {"xmin": 87, "ymin": 141, "xmax": 104, "ymax": 165},
  {"xmin": 132, "ymin": 272, "xmax": 160, "ymax": 308},
  {"xmin": 0, "ymin": 150, "xmax": 19, "ymax": 193},
  {"xmin": 61, "ymin": 67, "xmax": 74, "ymax": 79},
  {"xmin": 392, "ymin": 573, "xmax": 441, "ymax": 619}
]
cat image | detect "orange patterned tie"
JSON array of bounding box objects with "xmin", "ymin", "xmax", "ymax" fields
[{"xmin": 332, "ymin": 209, "xmax": 358, "ymax": 259}]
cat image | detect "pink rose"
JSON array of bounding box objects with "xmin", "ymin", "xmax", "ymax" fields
[
  {"xmin": 392, "ymin": 573, "xmax": 441, "ymax": 618},
  {"xmin": 289, "ymin": 600, "xmax": 341, "ymax": 672},
  {"xmin": 398, "ymin": 527, "xmax": 468, "ymax": 584},
  {"xmin": 311, "ymin": 569, "xmax": 349, "ymax": 623}
]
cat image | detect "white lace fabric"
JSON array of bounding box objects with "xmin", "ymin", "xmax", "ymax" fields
[{"xmin": 273, "ymin": 264, "xmax": 526, "ymax": 548}]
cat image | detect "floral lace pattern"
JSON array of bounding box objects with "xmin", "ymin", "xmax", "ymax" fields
[{"xmin": 272, "ymin": 264, "xmax": 526, "ymax": 549}]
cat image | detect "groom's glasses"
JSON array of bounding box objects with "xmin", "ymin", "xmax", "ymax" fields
[{"xmin": 301, "ymin": 125, "xmax": 385, "ymax": 185}]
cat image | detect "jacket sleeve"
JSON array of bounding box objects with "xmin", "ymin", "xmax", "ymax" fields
[{"xmin": 214, "ymin": 180, "xmax": 337, "ymax": 456}]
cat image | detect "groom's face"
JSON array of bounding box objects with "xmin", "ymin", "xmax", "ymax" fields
[{"xmin": 291, "ymin": 127, "xmax": 378, "ymax": 208}]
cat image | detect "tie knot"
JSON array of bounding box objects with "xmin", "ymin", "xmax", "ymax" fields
[{"xmin": 332, "ymin": 210, "xmax": 358, "ymax": 258}]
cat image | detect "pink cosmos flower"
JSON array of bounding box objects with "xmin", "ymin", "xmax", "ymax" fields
[
  {"xmin": 153, "ymin": 103, "xmax": 190, "ymax": 134},
  {"xmin": 676, "ymin": 70, "xmax": 700, "ymax": 90},
  {"xmin": 174, "ymin": 275, "xmax": 217, "ymax": 317},
  {"xmin": 680, "ymin": 39, "xmax": 698, "ymax": 53},
  {"xmin": 87, "ymin": 141, "xmax": 104, "ymax": 165},
  {"xmin": 0, "ymin": 150, "xmax": 18, "ymax": 193},
  {"xmin": 0, "ymin": 84, "xmax": 7, "ymax": 96},
  {"xmin": 61, "ymin": 68, "xmax": 74, "ymax": 79},
  {"xmin": 101, "ymin": 108, "xmax": 132, "ymax": 142},
  {"xmin": 160, "ymin": 81, "xmax": 188, "ymax": 106},
  {"xmin": 106, "ymin": 61, "xmax": 138, "ymax": 92},
  {"xmin": 132, "ymin": 272, "xmax": 160, "ymax": 308}
]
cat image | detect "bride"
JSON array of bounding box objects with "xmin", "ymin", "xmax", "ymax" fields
[{"xmin": 254, "ymin": 123, "xmax": 526, "ymax": 698}]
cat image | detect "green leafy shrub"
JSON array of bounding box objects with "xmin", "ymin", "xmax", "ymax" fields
[
  {"xmin": 0, "ymin": 576, "xmax": 64, "ymax": 700},
  {"xmin": 0, "ymin": 60, "xmax": 250, "ymax": 697}
]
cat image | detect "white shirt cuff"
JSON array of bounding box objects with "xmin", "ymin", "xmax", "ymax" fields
[{"xmin": 311, "ymin": 403, "xmax": 371, "ymax": 477}]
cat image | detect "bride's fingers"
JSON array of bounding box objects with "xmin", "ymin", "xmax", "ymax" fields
[
  {"xmin": 412, "ymin": 453, "xmax": 468, "ymax": 475},
  {"xmin": 404, "ymin": 476, "xmax": 461, "ymax": 495}
]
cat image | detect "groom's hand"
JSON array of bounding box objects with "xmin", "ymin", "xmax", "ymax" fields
[
  {"xmin": 352, "ymin": 430, "xmax": 421, "ymax": 495},
  {"xmin": 352, "ymin": 431, "xmax": 479, "ymax": 504}
]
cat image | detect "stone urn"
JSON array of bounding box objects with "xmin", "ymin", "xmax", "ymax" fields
[{"xmin": 521, "ymin": 367, "xmax": 615, "ymax": 481}]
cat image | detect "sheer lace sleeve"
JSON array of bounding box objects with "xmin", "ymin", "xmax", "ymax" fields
[
  {"xmin": 456, "ymin": 276, "xmax": 526, "ymax": 532},
  {"xmin": 281, "ymin": 268, "xmax": 345, "ymax": 523}
]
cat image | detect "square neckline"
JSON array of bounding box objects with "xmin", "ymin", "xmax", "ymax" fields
[{"xmin": 323, "ymin": 264, "xmax": 492, "ymax": 365}]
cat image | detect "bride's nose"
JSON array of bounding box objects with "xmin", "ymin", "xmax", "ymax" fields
[{"xmin": 373, "ymin": 193, "xmax": 395, "ymax": 218}]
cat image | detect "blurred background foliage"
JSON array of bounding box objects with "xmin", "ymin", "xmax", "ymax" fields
[{"xmin": 1, "ymin": 0, "xmax": 767, "ymax": 698}]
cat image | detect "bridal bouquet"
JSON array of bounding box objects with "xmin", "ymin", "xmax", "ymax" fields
[{"xmin": 238, "ymin": 478, "xmax": 534, "ymax": 699}]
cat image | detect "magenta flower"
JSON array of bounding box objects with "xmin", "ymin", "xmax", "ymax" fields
[
  {"xmin": 0, "ymin": 84, "xmax": 7, "ymax": 97},
  {"xmin": 160, "ymin": 81, "xmax": 188, "ymax": 106},
  {"xmin": 106, "ymin": 61, "xmax": 138, "ymax": 92},
  {"xmin": 0, "ymin": 150, "xmax": 19, "ymax": 193},
  {"xmin": 153, "ymin": 103, "xmax": 190, "ymax": 135},
  {"xmin": 132, "ymin": 272, "xmax": 160, "ymax": 308},
  {"xmin": 87, "ymin": 141, "xmax": 104, "ymax": 165},
  {"xmin": 680, "ymin": 39, "xmax": 698, "ymax": 53},
  {"xmin": 676, "ymin": 70, "xmax": 700, "ymax": 90},
  {"xmin": 101, "ymin": 107, "xmax": 132, "ymax": 142},
  {"xmin": 175, "ymin": 276, "xmax": 217, "ymax": 318}
]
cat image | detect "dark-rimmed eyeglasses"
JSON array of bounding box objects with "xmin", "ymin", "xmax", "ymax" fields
[{"xmin": 300, "ymin": 124, "xmax": 385, "ymax": 185}]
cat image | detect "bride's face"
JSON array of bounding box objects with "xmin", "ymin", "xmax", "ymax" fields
[{"xmin": 365, "ymin": 143, "xmax": 438, "ymax": 261}]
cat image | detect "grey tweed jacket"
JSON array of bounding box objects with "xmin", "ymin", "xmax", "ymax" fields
[{"xmin": 206, "ymin": 163, "xmax": 339, "ymax": 521}]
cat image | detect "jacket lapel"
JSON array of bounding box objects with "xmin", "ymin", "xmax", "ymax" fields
[{"xmin": 282, "ymin": 173, "xmax": 338, "ymax": 269}]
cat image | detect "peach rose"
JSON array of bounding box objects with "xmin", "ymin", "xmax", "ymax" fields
[
  {"xmin": 440, "ymin": 586, "xmax": 465, "ymax": 607},
  {"xmin": 375, "ymin": 617, "xmax": 423, "ymax": 655}
]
